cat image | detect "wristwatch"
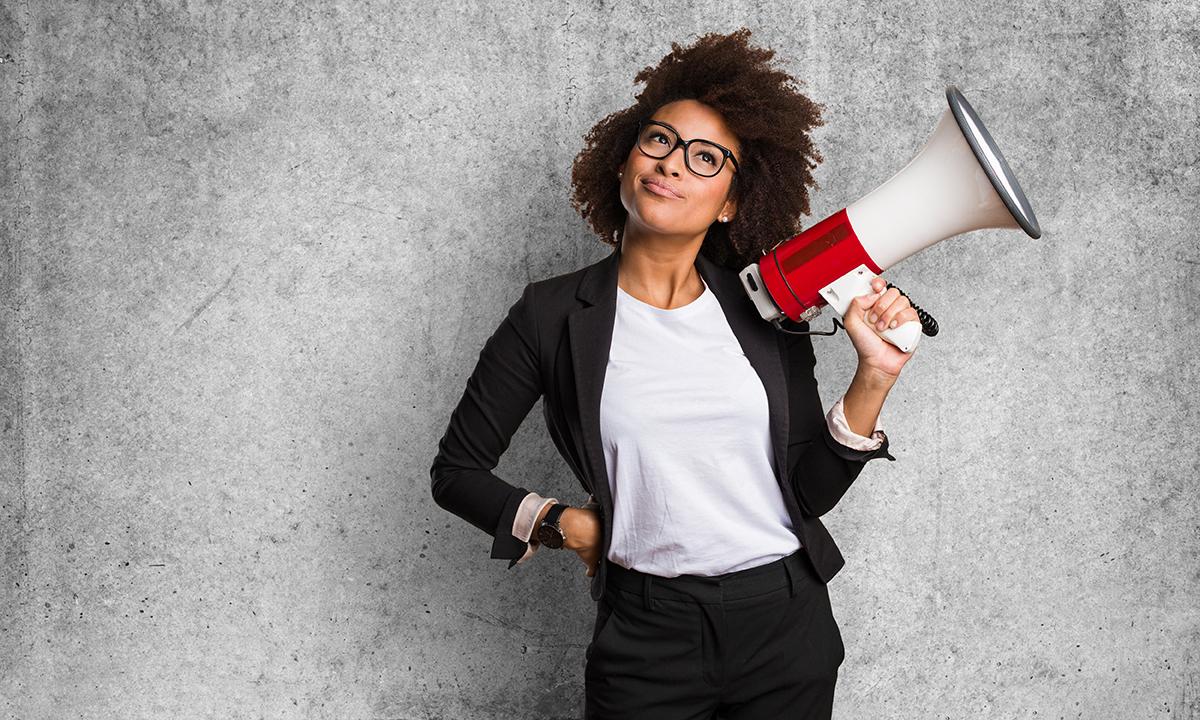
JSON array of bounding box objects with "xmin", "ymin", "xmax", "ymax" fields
[{"xmin": 535, "ymin": 503, "xmax": 570, "ymax": 549}]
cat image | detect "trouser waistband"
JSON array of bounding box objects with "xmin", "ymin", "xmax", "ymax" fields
[{"xmin": 605, "ymin": 547, "xmax": 810, "ymax": 610}]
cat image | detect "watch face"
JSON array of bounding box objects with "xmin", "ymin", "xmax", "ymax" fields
[{"xmin": 537, "ymin": 524, "xmax": 565, "ymax": 549}]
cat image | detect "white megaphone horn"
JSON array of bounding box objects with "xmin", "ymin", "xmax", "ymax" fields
[{"xmin": 739, "ymin": 85, "xmax": 1042, "ymax": 353}]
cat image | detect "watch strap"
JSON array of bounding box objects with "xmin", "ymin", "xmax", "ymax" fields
[{"xmin": 543, "ymin": 502, "xmax": 569, "ymax": 529}]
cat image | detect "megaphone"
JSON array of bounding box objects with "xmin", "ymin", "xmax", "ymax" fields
[{"xmin": 739, "ymin": 85, "xmax": 1041, "ymax": 353}]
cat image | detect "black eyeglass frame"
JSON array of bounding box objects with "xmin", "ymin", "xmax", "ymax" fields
[{"xmin": 635, "ymin": 119, "xmax": 741, "ymax": 179}]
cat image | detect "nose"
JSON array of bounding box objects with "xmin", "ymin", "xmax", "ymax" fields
[{"xmin": 656, "ymin": 142, "xmax": 687, "ymax": 177}]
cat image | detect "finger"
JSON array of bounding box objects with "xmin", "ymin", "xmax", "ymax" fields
[
  {"xmin": 846, "ymin": 298, "xmax": 874, "ymax": 329},
  {"xmin": 887, "ymin": 306, "xmax": 919, "ymax": 330},
  {"xmin": 878, "ymin": 294, "xmax": 910, "ymax": 330},
  {"xmin": 867, "ymin": 288, "xmax": 902, "ymax": 327},
  {"xmin": 849, "ymin": 290, "xmax": 883, "ymax": 316},
  {"xmin": 848, "ymin": 298, "xmax": 882, "ymax": 332},
  {"xmin": 870, "ymin": 276, "xmax": 887, "ymax": 293}
]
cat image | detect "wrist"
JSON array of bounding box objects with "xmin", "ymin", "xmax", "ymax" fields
[
  {"xmin": 533, "ymin": 503, "xmax": 571, "ymax": 550},
  {"xmin": 528, "ymin": 500, "xmax": 557, "ymax": 548},
  {"xmin": 854, "ymin": 363, "xmax": 899, "ymax": 390},
  {"xmin": 533, "ymin": 502, "xmax": 556, "ymax": 529},
  {"xmin": 558, "ymin": 508, "xmax": 585, "ymax": 551}
]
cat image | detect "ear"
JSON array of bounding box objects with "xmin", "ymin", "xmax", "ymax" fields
[
  {"xmin": 721, "ymin": 195, "xmax": 737, "ymax": 221},
  {"xmin": 722, "ymin": 174, "xmax": 739, "ymax": 213}
]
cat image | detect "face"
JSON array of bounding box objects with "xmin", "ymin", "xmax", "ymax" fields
[{"xmin": 618, "ymin": 99, "xmax": 740, "ymax": 244}]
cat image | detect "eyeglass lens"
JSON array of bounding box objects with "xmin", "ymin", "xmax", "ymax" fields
[{"xmin": 637, "ymin": 122, "xmax": 727, "ymax": 177}]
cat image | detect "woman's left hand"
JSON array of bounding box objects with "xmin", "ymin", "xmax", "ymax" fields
[{"xmin": 841, "ymin": 276, "xmax": 921, "ymax": 379}]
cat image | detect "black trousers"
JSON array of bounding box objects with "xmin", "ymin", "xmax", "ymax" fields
[{"xmin": 584, "ymin": 547, "xmax": 845, "ymax": 720}]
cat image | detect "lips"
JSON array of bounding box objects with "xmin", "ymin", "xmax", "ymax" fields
[{"xmin": 641, "ymin": 178, "xmax": 683, "ymax": 199}]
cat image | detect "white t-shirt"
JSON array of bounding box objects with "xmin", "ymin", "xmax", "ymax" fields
[{"xmin": 598, "ymin": 275, "xmax": 802, "ymax": 577}]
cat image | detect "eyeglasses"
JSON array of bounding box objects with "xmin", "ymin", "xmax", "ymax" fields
[{"xmin": 635, "ymin": 120, "xmax": 741, "ymax": 179}]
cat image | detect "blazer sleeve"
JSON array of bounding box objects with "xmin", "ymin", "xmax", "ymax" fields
[
  {"xmin": 429, "ymin": 281, "xmax": 543, "ymax": 567},
  {"xmin": 784, "ymin": 327, "xmax": 896, "ymax": 518}
]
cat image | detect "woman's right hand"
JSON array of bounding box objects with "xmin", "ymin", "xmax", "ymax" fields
[{"xmin": 560, "ymin": 506, "xmax": 603, "ymax": 577}]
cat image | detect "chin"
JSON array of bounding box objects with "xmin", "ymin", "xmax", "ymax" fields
[
  {"xmin": 633, "ymin": 222, "xmax": 705, "ymax": 240},
  {"xmin": 633, "ymin": 204, "xmax": 688, "ymax": 227}
]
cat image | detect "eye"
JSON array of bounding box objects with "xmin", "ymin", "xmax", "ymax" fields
[
  {"xmin": 650, "ymin": 131, "xmax": 670, "ymax": 144},
  {"xmin": 699, "ymin": 151, "xmax": 717, "ymax": 166}
]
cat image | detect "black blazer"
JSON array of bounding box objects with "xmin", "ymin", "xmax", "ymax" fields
[{"xmin": 430, "ymin": 245, "xmax": 895, "ymax": 602}]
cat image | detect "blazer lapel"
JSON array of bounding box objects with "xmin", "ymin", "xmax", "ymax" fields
[
  {"xmin": 568, "ymin": 248, "xmax": 621, "ymax": 517},
  {"xmin": 567, "ymin": 246, "xmax": 790, "ymax": 520}
]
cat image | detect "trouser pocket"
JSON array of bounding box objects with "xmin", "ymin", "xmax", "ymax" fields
[{"xmin": 586, "ymin": 594, "xmax": 616, "ymax": 663}]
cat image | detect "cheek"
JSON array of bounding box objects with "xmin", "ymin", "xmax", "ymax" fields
[{"xmin": 693, "ymin": 186, "xmax": 728, "ymax": 213}]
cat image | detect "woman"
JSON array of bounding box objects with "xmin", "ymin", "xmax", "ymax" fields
[{"xmin": 430, "ymin": 28, "xmax": 918, "ymax": 719}]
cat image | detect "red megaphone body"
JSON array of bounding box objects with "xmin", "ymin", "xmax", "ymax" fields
[{"xmin": 738, "ymin": 86, "xmax": 1042, "ymax": 353}]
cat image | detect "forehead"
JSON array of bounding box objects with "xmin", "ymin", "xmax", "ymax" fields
[{"xmin": 648, "ymin": 99, "xmax": 740, "ymax": 153}]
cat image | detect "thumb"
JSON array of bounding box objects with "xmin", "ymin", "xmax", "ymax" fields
[{"xmin": 845, "ymin": 292, "xmax": 879, "ymax": 326}]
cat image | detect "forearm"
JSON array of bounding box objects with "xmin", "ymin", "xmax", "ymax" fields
[{"xmin": 842, "ymin": 364, "xmax": 897, "ymax": 437}]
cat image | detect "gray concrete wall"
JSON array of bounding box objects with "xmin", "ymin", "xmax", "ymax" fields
[{"xmin": 2, "ymin": 2, "xmax": 1196, "ymax": 718}]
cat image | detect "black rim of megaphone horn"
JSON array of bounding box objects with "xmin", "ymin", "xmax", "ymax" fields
[{"xmin": 945, "ymin": 85, "xmax": 1042, "ymax": 239}]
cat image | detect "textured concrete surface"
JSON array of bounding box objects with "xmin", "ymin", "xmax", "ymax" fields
[{"xmin": 1, "ymin": 1, "xmax": 1197, "ymax": 718}]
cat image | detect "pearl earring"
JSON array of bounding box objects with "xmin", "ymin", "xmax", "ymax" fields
[
  {"xmin": 720, "ymin": 216, "xmax": 729, "ymax": 222},
  {"xmin": 618, "ymin": 172, "xmax": 622, "ymax": 178}
]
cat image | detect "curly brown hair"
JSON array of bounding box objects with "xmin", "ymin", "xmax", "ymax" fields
[{"xmin": 569, "ymin": 27, "xmax": 826, "ymax": 271}]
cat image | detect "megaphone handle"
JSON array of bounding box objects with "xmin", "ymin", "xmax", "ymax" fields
[
  {"xmin": 832, "ymin": 312, "xmax": 922, "ymax": 353},
  {"xmin": 875, "ymin": 318, "xmax": 923, "ymax": 353},
  {"xmin": 819, "ymin": 267, "xmax": 924, "ymax": 353}
]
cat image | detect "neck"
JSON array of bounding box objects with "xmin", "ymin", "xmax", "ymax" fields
[{"xmin": 615, "ymin": 231, "xmax": 706, "ymax": 310}]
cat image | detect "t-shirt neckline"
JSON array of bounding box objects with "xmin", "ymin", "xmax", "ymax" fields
[{"xmin": 616, "ymin": 277, "xmax": 712, "ymax": 319}]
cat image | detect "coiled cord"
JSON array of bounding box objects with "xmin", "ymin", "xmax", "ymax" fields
[{"xmin": 886, "ymin": 282, "xmax": 939, "ymax": 337}]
